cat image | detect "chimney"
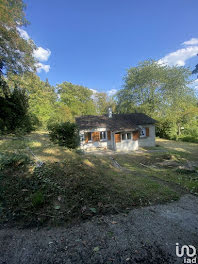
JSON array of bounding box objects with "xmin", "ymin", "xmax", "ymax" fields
[{"xmin": 108, "ymin": 107, "xmax": 112, "ymax": 118}]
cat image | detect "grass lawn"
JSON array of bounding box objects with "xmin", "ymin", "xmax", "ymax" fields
[{"xmin": 0, "ymin": 132, "xmax": 197, "ymax": 227}]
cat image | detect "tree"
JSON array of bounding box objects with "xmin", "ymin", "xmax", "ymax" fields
[
  {"xmin": 116, "ymin": 60, "xmax": 197, "ymax": 139},
  {"xmin": 0, "ymin": 84, "xmax": 36, "ymax": 133},
  {"xmin": 57, "ymin": 82, "xmax": 97, "ymax": 116},
  {"xmin": 0, "ymin": 0, "xmax": 36, "ymax": 79},
  {"xmin": 7, "ymin": 73, "xmax": 59, "ymax": 128}
]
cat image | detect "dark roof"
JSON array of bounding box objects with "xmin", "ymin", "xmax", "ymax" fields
[{"xmin": 76, "ymin": 113, "xmax": 156, "ymax": 131}]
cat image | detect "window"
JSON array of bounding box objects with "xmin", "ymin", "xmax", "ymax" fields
[
  {"xmin": 84, "ymin": 132, "xmax": 92, "ymax": 143},
  {"xmin": 122, "ymin": 133, "xmax": 131, "ymax": 140},
  {"xmin": 127, "ymin": 133, "xmax": 131, "ymax": 140},
  {"xmin": 140, "ymin": 128, "xmax": 146, "ymax": 138},
  {"xmin": 100, "ymin": 131, "xmax": 106, "ymax": 140},
  {"xmin": 122, "ymin": 133, "xmax": 126, "ymax": 140},
  {"xmin": 87, "ymin": 132, "xmax": 92, "ymax": 141}
]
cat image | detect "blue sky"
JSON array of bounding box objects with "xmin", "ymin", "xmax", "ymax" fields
[{"xmin": 23, "ymin": 0, "xmax": 198, "ymax": 94}]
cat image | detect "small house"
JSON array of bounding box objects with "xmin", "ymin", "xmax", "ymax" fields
[{"xmin": 76, "ymin": 109, "xmax": 156, "ymax": 151}]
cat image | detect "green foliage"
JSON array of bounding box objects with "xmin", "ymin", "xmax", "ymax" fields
[
  {"xmin": 0, "ymin": 152, "xmax": 31, "ymax": 171},
  {"xmin": 7, "ymin": 74, "xmax": 74, "ymax": 129},
  {"xmin": 116, "ymin": 60, "xmax": 198, "ymax": 140},
  {"xmin": 57, "ymin": 82, "xmax": 97, "ymax": 116},
  {"xmin": 180, "ymin": 136, "xmax": 198, "ymax": 143},
  {"xmin": 0, "ymin": 80, "xmax": 37, "ymax": 134},
  {"xmin": 6, "ymin": 75, "xmax": 116, "ymax": 130},
  {"xmin": 47, "ymin": 102, "xmax": 73, "ymax": 127},
  {"xmin": 178, "ymin": 122, "xmax": 198, "ymax": 143},
  {"xmin": 31, "ymin": 191, "xmax": 44, "ymax": 208},
  {"xmin": 0, "ymin": 0, "xmax": 36, "ymax": 77},
  {"xmin": 48, "ymin": 122, "xmax": 80, "ymax": 149}
]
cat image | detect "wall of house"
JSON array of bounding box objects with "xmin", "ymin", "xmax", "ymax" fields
[
  {"xmin": 138, "ymin": 124, "xmax": 155, "ymax": 147},
  {"xmin": 114, "ymin": 132, "xmax": 138, "ymax": 151},
  {"xmin": 114, "ymin": 125, "xmax": 155, "ymax": 151},
  {"xmin": 79, "ymin": 124, "xmax": 155, "ymax": 151},
  {"xmin": 115, "ymin": 138, "xmax": 139, "ymax": 151},
  {"xmin": 79, "ymin": 128, "xmax": 112, "ymax": 150}
]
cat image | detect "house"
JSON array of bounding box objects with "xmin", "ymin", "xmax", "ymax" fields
[{"xmin": 76, "ymin": 109, "xmax": 156, "ymax": 151}]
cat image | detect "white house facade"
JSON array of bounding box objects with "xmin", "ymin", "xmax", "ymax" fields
[{"xmin": 76, "ymin": 111, "xmax": 156, "ymax": 152}]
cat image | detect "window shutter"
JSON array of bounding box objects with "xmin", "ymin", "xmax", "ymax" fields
[
  {"xmin": 133, "ymin": 131, "xmax": 140, "ymax": 141},
  {"xmin": 107, "ymin": 131, "xmax": 111, "ymax": 140},
  {"xmin": 85, "ymin": 133, "xmax": 88, "ymax": 143},
  {"xmin": 92, "ymin": 132, "xmax": 100, "ymax": 142},
  {"xmin": 115, "ymin": 133, "xmax": 121, "ymax": 143},
  {"xmin": 146, "ymin": 127, "xmax": 149, "ymax": 137}
]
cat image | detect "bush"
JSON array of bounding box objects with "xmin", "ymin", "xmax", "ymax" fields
[
  {"xmin": 179, "ymin": 136, "xmax": 198, "ymax": 143},
  {"xmin": 178, "ymin": 124, "xmax": 198, "ymax": 143},
  {"xmin": 48, "ymin": 122, "xmax": 80, "ymax": 149},
  {"xmin": 156, "ymin": 119, "xmax": 177, "ymax": 139},
  {"xmin": 31, "ymin": 191, "xmax": 45, "ymax": 208},
  {"xmin": 0, "ymin": 153, "xmax": 31, "ymax": 171}
]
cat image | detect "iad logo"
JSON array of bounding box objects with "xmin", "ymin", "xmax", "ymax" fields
[{"xmin": 176, "ymin": 243, "xmax": 197, "ymax": 263}]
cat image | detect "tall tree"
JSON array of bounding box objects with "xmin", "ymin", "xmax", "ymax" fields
[
  {"xmin": 0, "ymin": 0, "xmax": 36, "ymax": 78},
  {"xmin": 116, "ymin": 60, "xmax": 197, "ymax": 138},
  {"xmin": 57, "ymin": 82, "xmax": 97, "ymax": 116},
  {"xmin": 7, "ymin": 73, "xmax": 58, "ymax": 128}
]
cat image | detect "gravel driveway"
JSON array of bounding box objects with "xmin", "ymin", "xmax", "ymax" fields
[{"xmin": 0, "ymin": 194, "xmax": 198, "ymax": 264}]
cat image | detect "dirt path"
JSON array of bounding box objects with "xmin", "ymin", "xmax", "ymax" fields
[{"xmin": 0, "ymin": 194, "xmax": 198, "ymax": 264}]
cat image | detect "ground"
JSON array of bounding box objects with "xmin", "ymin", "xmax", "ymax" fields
[
  {"xmin": 0, "ymin": 132, "xmax": 198, "ymax": 263},
  {"xmin": 0, "ymin": 194, "xmax": 198, "ymax": 264}
]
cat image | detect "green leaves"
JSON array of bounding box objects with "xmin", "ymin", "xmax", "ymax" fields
[
  {"xmin": 89, "ymin": 207, "xmax": 97, "ymax": 213},
  {"xmin": 0, "ymin": 0, "xmax": 36, "ymax": 75},
  {"xmin": 57, "ymin": 82, "xmax": 97, "ymax": 116},
  {"xmin": 116, "ymin": 59, "xmax": 198, "ymax": 139}
]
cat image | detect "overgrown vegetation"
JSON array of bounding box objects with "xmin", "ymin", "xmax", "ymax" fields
[
  {"xmin": 0, "ymin": 82, "xmax": 38, "ymax": 134},
  {"xmin": 0, "ymin": 152, "xmax": 31, "ymax": 171},
  {"xmin": 48, "ymin": 122, "xmax": 80, "ymax": 149},
  {"xmin": 0, "ymin": 156, "xmax": 179, "ymax": 227},
  {"xmin": 1, "ymin": 132, "xmax": 197, "ymax": 227}
]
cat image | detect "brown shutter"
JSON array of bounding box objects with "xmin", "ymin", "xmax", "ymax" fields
[
  {"xmin": 133, "ymin": 131, "xmax": 140, "ymax": 141},
  {"xmin": 115, "ymin": 133, "xmax": 121, "ymax": 143},
  {"xmin": 85, "ymin": 133, "xmax": 88, "ymax": 143},
  {"xmin": 92, "ymin": 132, "xmax": 100, "ymax": 142},
  {"xmin": 107, "ymin": 131, "xmax": 111, "ymax": 140},
  {"xmin": 146, "ymin": 127, "xmax": 149, "ymax": 137}
]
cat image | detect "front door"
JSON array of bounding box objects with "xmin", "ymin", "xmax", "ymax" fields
[{"xmin": 115, "ymin": 133, "xmax": 121, "ymax": 143}]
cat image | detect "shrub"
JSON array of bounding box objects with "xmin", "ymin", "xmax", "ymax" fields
[
  {"xmin": 178, "ymin": 124, "xmax": 198, "ymax": 143},
  {"xmin": 179, "ymin": 136, "xmax": 198, "ymax": 143},
  {"xmin": 31, "ymin": 191, "xmax": 45, "ymax": 208},
  {"xmin": 0, "ymin": 153, "xmax": 31, "ymax": 171},
  {"xmin": 48, "ymin": 122, "xmax": 80, "ymax": 149},
  {"xmin": 155, "ymin": 119, "xmax": 174, "ymax": 139}
]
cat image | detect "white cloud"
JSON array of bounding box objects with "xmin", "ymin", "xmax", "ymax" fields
[
  {"xmin": 33, "ymin": 47, "xmax": 51, "ymax": 62},
  {"xmin": 17, "ymin": 28, "xmax": 51, "ymax": 73},
  {"xmin": 17, "ymin": 28, "xmax": 30, "ymax": 40},
  {"xmin": 33, "ymin": 47, "xmax": 51, "ymax": 73},
  {"xmin": 35, "ymin": 63, "xmax": 50, "ymax": 73},
  {"xmin": 107, "ymin": 89, "xmax": 117, "ymax": 96},
  {"xmin": 90, "ymin": 88, "xmax": 98, "ymax": 94},
  {"xmin": 189, "ymin": 79, "xmax": 198, "ymax": 90},
  {"xmin": 183, "ymin": 38, "xmax": 198, "ymax": 46},
  {"xmin": 158, "ymin": 46, "xmax": 198, "ymax": 67}
]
